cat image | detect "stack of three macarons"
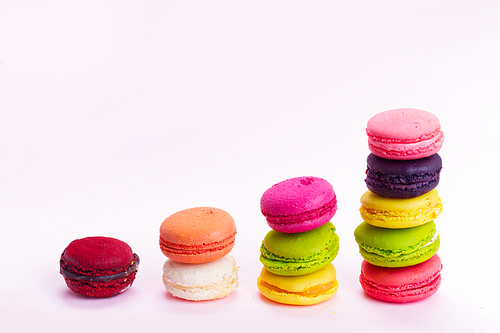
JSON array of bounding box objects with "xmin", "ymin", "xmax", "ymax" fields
[
  {"xmin": 257, "ymin": 176, "xmax": 340, "ymax": 305},
  {"xmin": 159, "ymin": 207, "xmax": 239, "ymax": 301},
  {"xmin": 354, "ymin": 108, "xmax": 444, "ymax": 303}
]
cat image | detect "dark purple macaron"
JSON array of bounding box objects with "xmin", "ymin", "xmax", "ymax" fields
[{"xmin": 365, "ymin": 153, "xmax": 442, "ymax": 198}]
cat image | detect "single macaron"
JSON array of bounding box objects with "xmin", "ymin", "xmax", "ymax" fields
[
  {"xmin": 257, "ymin": 263, "xmax": 338, "ymax": 306},
  {"xmin": 159, "ymin": 207, "xmax": 236, "ymax": 264},
  {"xmin": 60, "ymin": 236, "xmax": 139, "ymax": 298},
  {"xmin": 365, "ymin": 153, "xmax": 442, "ymax": 198},
  {"xmin": 162, "ymin": 255, "xmax": 239, "ymax": 301},
  {"xmin": 360, "ymin": 254, "xmax": 442, "ymax": 303},
  {"xmin": 354, "ymin": 221, "xmax": 440, "ymax": 267},
  {"xmin": 260, "ymin": 176, "xmax": 337, "ymax": 233},
  {"xmin": 260, "ymin": 222, "xmax": 339, "ymax": 276},
  {"xmin": 360, "ymin": 189, "xmax": 443, "ymax": 229},
  {"xmin": 366, "ymin": 108, "xmax": 444, "ymax": 160}
]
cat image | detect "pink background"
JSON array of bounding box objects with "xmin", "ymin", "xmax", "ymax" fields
[{"xmin": 1, "ymin": 1, "xmax": 499, "ymax": 332}]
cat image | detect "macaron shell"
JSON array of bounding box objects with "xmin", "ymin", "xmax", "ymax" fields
[
  {"xmin": 261, "ymin": 176, "xmax": 337, "ymax": 233},
  {"xmin": 61, "ymin": 236, "xmax": 134, "ymax": 273},
  {"xmin": 365, "ymin": 153, "xmax": 442, "ymax": 198},
  {"xmin": 257, "ymin": 264, "xmax": 339, "ymax": 305},
  {"xmin": 360, "ymin": 255, "xmax": 442, "ymax": 303},
  {"xmin": 159, "ymin": 207, "xmax": 236, "ymax": 263},
  {"xmin": 63, "ymin": 272, "xmax": 138, "ymax": 298},
  {"xmin": 162, "ymin": 256, "xmax": 239, "ymax": 301},
  {"xmin": 366, "ymin": 108, "xmax": 444, "ymax": 160},
  {"xmin": 360, "ymin": 189, "xmax": 443, "ymax": 228},
  {"xmin": 354, "ymin": 221, "xmax": 440, "ymax": 267},
  {"xmin": 260, "ymin": 222, "xmax": 339, "ymax": 276}
]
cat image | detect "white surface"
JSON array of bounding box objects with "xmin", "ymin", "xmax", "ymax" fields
[{"xmin": 1, "ymin": 1, "xmax": 499, "ymax": 332}]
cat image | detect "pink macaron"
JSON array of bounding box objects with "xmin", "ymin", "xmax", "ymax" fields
[
  {"xmin": 260, "ymin": 176, "xmax": 337, "ymax": 233},
  {"xmin": 366, "ymin": 108, "xmax": 444, "ymax": 160},
  {"xmin": 359, "ymin": 254, "xmax": 442, "ymax": 303}
]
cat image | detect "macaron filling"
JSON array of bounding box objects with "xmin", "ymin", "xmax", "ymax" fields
[
  {"xmin": 417, "ymin": 231, "xmax": 439, "ymax": 250},
  {"xmin": 259, "ymin": 280, "xmax": 337, "ymax": 297},
  {"xmin": 60, "ymin": 254, "xmax": 139, "ymax": 282}
]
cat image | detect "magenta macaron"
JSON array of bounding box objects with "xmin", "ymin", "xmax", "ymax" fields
[
  {"xmin": 366, "ymin": 108, "xmax": 444, "ymax": 160},
  {"xmin": 359, "ymin": 254, "xmax": 442, "ymax": 303},
  {"xmin": 260, "ymin": 176, "xmax": 337, "ymax": 233}
]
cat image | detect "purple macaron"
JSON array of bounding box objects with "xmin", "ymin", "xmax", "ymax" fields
[
  {"xmin": 365, "ymin": 153, "xmax": 442, "ymax": 198},
  {"xmin": 260, "ymin": 176, "xmax": 337, "ymax": 233}
]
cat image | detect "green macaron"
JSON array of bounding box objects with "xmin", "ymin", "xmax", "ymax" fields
[
  {"xmin": 260, "ymin": 222, "xmax": 339, "ymax": 276},
  {"xmin": 354, "ymin": 221, "xmax": 440, "ymax": 267}
]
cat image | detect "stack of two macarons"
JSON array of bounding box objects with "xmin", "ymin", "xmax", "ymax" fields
[
  {"xmin": 159, "ymin": 207, "xmax": 239, "ymax": 301},
  {"xmin": 354, "ymin": 108, "xmax": 444, "ymax": 303},
  {"xmin": 257, "ymin": 176, "xmax": 340, "ymax": 305}
]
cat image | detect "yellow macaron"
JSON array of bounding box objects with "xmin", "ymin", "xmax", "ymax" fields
[
  {"xmin": 360, "ymin": 189, "xmax": 443, "ymax": 229},
  {"xmin": 257, "ymin": 263, "xmax": 339, "ymax": 305}
]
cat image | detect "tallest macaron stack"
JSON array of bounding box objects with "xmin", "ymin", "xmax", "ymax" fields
[{"xmin": 354, "ymin": 108, "xmax": 445, "ymax": 303}]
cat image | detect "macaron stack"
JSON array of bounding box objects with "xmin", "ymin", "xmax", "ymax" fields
[
  {"xmin": 159, "ymin": 207, "xmax": 239, "ymax": 301},
  {"xmin": 257, "ymin": 176, "xmax": 340, "ymax": 305},
  {"xmin": 354, "ymin": 108, "xmax": 444, "ymax": 303}
]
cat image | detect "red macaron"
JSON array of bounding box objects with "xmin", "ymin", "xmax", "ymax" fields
[
  {"xmin": 60, "ymin": 236, "xmax": 139, "ymax": 298},
  {"xmin": 359, "ymin": 254, "xmax": 442, "ymax": 303}
]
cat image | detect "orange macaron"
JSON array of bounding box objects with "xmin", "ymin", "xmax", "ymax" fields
[{"xmin": 159, "ymin": 207, "xmax": 237, "ymax": 264}]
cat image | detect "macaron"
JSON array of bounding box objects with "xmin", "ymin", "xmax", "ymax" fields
[
  {"xmin": 260, "ymin": 176, "xmax": 337, "ymax": 233},
  {"xmin": 60, "ymin": 236, "xmax": 139, "ymax": 298},
  {"xmin": 257, "ymin": 263, "xmax": 339, "ymax": 306},
  {"xmin": 365, "ymin": 153, "xmax": 442, "ymax": 198},
  {"xmin": 354, "ymin": 221, "xmax": 440, "ymax": 267},
  {"xmin": 260, "ymin": 221, "xmax": 339, "ymax": 276},
  {"xmin": 159, "ymin": 207, "xmax": 236, "ymax": 264},
  {"xmin": 162, "ymin": 255, "xmax": 239, "ymax": 301},
  {"xmin": 366, "ymin": 108, "xmax": 444, "ymax": 160},
  {"xmin": 360, "ymin": 189, "xmax": 443, "ymax": 229},
  {"xmin": 360, "ymin": 254, "xmax": 442, "ymax": 303}
]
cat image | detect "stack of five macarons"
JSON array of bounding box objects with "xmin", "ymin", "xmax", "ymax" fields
[
  {"xmin": 257, "ymin": 176, "xmax": 341, "ymax": 305},
  {"xmin": 354, "ymin": 108, "xmax": 444, "ymax": 303}
]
